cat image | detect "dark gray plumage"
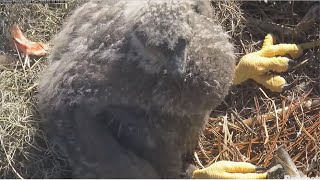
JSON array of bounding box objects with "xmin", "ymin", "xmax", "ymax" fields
[{"xmin": 37, "ymin": 0, "xmax": 235, "ymax": 178}]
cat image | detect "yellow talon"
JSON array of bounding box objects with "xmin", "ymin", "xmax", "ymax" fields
[
  {"xmin": 252, "ymin": 75, "xmax": 286, "ymax": 93},
  {"xmin": 262, "ymin": 33, "xmax": 275, "ymax": 49},
  {"xmin": 258, "ymin": 33, "xmax": 304, "ymax": 58},
  {"xmin": 192, "ymin": 161, "xmax": 267, "ymax": 179},
  {"xmin": 233, "ymin": 33, "xmax": 319, "ymax": 92}
]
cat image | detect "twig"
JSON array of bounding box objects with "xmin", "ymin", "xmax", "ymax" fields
[
  {"xmin": 198, "ymin": 141, "xmax": 210, "ymax": 160},
  {"xmin": 26, "ymin": 82, "xmax": 38, "ymax": 91},
  {"xmin": 231, "ymin": 110, "xmax": 256, "ymax": 135},
  {"xmin": 241, "ymin": 98, "xmax": 319, "ymax": 127},
  {"xmin": 246, "ymin": 17, "xmax": 296, "ymax": 36},
  {"xmin": 0, "ymin": 134, "xmax": 24, "ymax": 179},
  {"xmin": 262, "ymin": 117, "xmax": 269, "ymax": 145}
]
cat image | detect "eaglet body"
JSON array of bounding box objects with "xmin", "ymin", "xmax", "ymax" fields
[{"xmin": 37, "ymin": 0, "xmax": 235, "ymax": 178}]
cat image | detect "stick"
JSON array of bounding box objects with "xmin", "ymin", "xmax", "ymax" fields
[
  {"xmin": 246, "ymin": 17, "xmax": 295, "ymax": 36},
  {"xmin": 241, "ymin": 99, "xmax": 319, "ymax": 127},
  {"xmin": 212, "ymin": 99, "xmax": 319, "ymax": 133}
]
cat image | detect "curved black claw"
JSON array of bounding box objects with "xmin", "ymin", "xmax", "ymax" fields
[
  {"xmin": 282, "ymin": 78, "xmax": 300, "ymax": 92},
  {"xmin": 255, "ymin": 166, "xmax": 268, "ymax": 172},
  {"xmin": 287, "ymin": 59, "xmax": 298, "ymax": 70},
  {"xmin": 282, "ymin": 83, "xmax": 293, "ymax": 91}
]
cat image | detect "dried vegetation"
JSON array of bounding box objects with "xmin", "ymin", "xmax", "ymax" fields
[
  {"xmin": 196, "ymin": 1, "xmax": 319, "ymax": 177},
  {"xmin": 0, "ymin": 1, "xmax": 318, "ymax": 178}
]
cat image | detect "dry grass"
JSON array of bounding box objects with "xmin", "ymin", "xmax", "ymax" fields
[
  {"xmin": 0, "ymin": 0, "xmax": 318, "ymax": 178},
  {"xmin": 0, "ymin": 62, "xmax": 68, "ymax": 178},
  {"xmin": 0, "ymin": 1, "xmax": 81, "ymax": 178}
]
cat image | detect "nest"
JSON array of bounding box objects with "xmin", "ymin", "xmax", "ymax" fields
[
  {"xmin": 195, "ymin": 1, "xmax": 320, "ymax": 178},
  {"xmin": 0, "ymin": 2, "xmax": 80, "ymax": 178},
  {"xmin": 0, "ymin": 0, "xmax": 318, "ymax": 178}
]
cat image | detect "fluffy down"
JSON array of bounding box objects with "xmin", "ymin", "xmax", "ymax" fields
[{"xmin": 37, "ymin": 0, "xmax": 235, "ymax": 178}]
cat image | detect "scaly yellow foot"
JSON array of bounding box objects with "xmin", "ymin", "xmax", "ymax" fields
[
  {"xmin": 193, "ymin": 161, "xmax": 267, "ymax": 179},
  {"xmin": 233, "ymin": 33, "xmax": 319, "ymax": 92}
]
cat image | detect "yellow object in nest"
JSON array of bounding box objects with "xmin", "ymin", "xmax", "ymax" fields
[
  {"xmin": 193, "ymin": 161, "xmax": 267, "ymax": 179},
  {"xmin": 233, "ymin": 34, "xmax": 319, "ymax": 92}
]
